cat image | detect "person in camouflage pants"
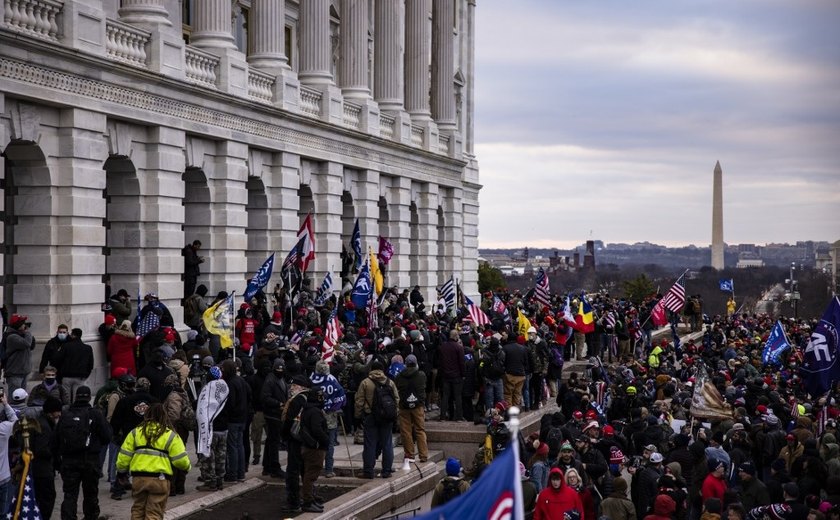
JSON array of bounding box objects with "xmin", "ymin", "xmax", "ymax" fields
[{"xmin": 197, "ymin": 431, "xmax": 228, "ymax": 490}]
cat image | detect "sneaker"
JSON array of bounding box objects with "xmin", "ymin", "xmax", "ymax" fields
[
  {"xmin": 380, "ymin": 472, "xmax": 393, "ymax": 478},
  {"xmin": 196, "ymin": 483, "xmax": 217, "ymax": 492},
  {"xmin": 302, "ymin": 502, "xmax": 324, "ymax": 513},
  {"xmin": 325, "ymin": 471, "xmax": 336, "ymax": 478},
  {"xmin": 252, "ymin": 456, "xmax": 260, "ymax": 465}
]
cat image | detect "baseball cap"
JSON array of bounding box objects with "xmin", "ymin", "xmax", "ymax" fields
[
  {"xmin": 644, "ymin": 444, "xmax": 657, "ymax": 452},
  {"xmin": 738, "ymin": 462, "xmax": 756, "ymax": 476},
  {"xmin": 650, "ymin": 452, "xmax": 664, "ymax": 463},
  {"xmin": 11, "ymin": 389, "xmax": 28, "ymax": 404}
]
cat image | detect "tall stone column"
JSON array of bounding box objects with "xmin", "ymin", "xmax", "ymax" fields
[
  {"xmin": 711, "ymin": 161, "xmax": 725, "ymax": 270},
  {"xmin": 461, "ymin": 185, "xmax": 479, "ymax": 297},
  {"xmin": 404, "ymin": 0, "xmax": 438, "ymax": 150},
  {"xmin": 464, "ymin": 0, "xmax": 476, "ymax": 156},
  {"xmin": 189, "ymin": 0, "xmax": 236, "ymax": 49},
  {"xmin": 404, "ymin": 0, "xmax": 431, "ymax": 120},
  {"xmin": 431, "ymin": 0, "xmax": 456, "ymax": 131},
  {"xmin": 247, "ymin": 0, "xmax": 301, "ymax": 112},
  {"xmin": 118, "ymin": 0, "xmax": 171, "ymax": 26},
  {"xmin": 311, "ymin": 162, "xmax": 344, "ymax": 279},
  {"xmin": 117, "ymin": 0, "xmax": 185, "ymax": 80},
  {"xmin": 441, "ymin": 186, "xmax": 464, "ymax": 287},
  {"xmin": 190, "ymin": 0, "xmax": 247, "ymax": 96},
  {"xmin": 375, "ymin": 0, "xmax": 412, "ymax": 143},
  {"xmin": 386, "ymin": 177, "xmax": 412, "ymax": 290},
  {"xmin": 339, "ymin": 0, "xmax": 380, "ymax": 133},
  {"xmin": 415, "ymin": 183, "xmax": 440, "ymax": 302},
  {"xmin": 299, "ymin": 0, "xmax": 333, "ymax": 85}
]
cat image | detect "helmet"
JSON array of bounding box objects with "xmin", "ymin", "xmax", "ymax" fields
[
  {"xmin": 626, "ymin": 386, "xmax": 637, "ymax": 396},
  {"xmin": 118, "ymin": 373, "xmax": 136, "ymax": 392}
]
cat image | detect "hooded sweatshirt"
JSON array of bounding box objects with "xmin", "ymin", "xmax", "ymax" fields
[
  {"xmin": 533, "ymin": 468, "xmax": 584, "ymax": 520},
  {"xmin": 354, "ymin": 369, "xmax": 399, "ymax": 418},
  {"xmin": 643, "ymin": 494, "xmax": 676, "ymax": 520}
]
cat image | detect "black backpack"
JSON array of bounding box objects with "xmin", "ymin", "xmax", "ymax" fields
[
  {"xmin": 546, "ymin": 426, "xmax": 564, "ymax": 453},
  {"xmin": 371, "ymin": 380, "xmax": 397, "ymax": 424},
  {"xmin": 483, "ymin": 350, "xmax": 504, "ymax": 379},
  {"xmin": 440, "ymin": 477, "xmax": 463, "ymax": 504},
  {"xmin": 58, "ymin": 408, "xmax": 92, "ymax": 456}
]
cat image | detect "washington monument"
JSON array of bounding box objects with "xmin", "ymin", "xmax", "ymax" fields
[{"xmin": 711, "ymin": 161, "xmax": 725, "ymax": 270}]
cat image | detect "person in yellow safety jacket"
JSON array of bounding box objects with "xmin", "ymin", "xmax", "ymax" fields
[
  {"xmin": 648, "ymin": 345, "xmax": 663, "ymax": 369},
  {"xmin": 116, "ymin": 403, "xmax": 191, "ymax": 520}
]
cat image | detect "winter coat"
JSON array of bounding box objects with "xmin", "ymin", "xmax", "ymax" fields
[
  {"xmin": 438, "ymin": 340, "xmax": 465, "ymax": 380},
  {"xmin": 740, "ymin": 476, "xmax": 770, "ymax": 511},
  {"xmin": 53, "ymin": 338, "xmax": 93, "ymax": 379},
  {"xmin": 600, "ymin": 492, "xmax": 637, "ymax": 520},
  {"xmin": 3, "ymin": 329, "xmax": 34, "ymax": 375},
  {"xmin": 300, "ymin": 394, "xmax": 329, "ymax": 450},
  {"xmin": 533, "ymin": 468, "xmax": 584, "ymax": 520},
  {"xmin": 168, "ymin": 359, "xmax": 189, "ymax": 387},
  {"xmin": 224, "ymin": 375, "xmax": 251, "ymax": 423},
  {"xmin": 137, "ymin": 362, "xmax": 174, "ymax": 401},
  {"xmin": 354, "ymin": 369, "xmax": 398, "ymax": 418},
  {"xmin": 502, "ymin": 342, "xmax": 528, "ymax": 376},
  {"xmin": 701, "ymin": 473, "xmax": 727, "ymax": 503},
  {"xmin": 109, "ymin": 295, "xmax": 132, "ymax": 324},
  {"xmin": 261, "ymin": 372, "xmax": 288, "ymax": 419},
  {"xmin": 107, "ymin": 329, "xmax": 138, "ymax": 377},
  {"xmin": 39, "ymin": 335, "xmax": 66, "ymax": 373},
  {"xmin": 395, "ymin": 366, "xmax": 426, "ymax": 409}
]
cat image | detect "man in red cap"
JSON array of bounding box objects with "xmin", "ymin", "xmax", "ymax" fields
[{"xmin": 3, "ymin": 314, "xmax": 35, "ymax": 395}]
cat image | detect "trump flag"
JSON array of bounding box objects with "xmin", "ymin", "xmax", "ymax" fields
[
  {"xmin": 800, "ymin": 296, "xmax": 840, "ymax": 397},
  {"xmin": 761, "ymin": 320, "xmax": 792, "ymax": 366},
  {"xmin": 414, "ymin": 441, "xmax": 524, "ymax": 520}
]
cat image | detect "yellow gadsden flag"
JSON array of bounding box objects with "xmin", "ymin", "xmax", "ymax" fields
[
  {"xmin": 202, "ymin": 292, "xmax": 234, "ymax": 349},
  {"xmin": 517, "ymin": 309, "xmax": 532, "ymax": 337},
  {"xmin": 369, "ymin": 248, "xmax": 383, "ymax": 296}
]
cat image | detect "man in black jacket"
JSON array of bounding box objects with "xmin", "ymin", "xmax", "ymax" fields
[
  {"xmin": 57, "ymin": 386, "xmax": 112, "ymax": 520},
  {"xmin": 39, "ymin": 324, "xmax": 69, "ymax": 375},
  {"xmin": 222, "ymin": 359, "xmax": 251, "ymax": 482},
  {"xmin": 261, "ymin": 358, "xmax": 288, "ymax": 477},
  {"xmin": 53, "ymin": 328, "xmax": 93, "ymax": 401},
  {"xmin": 281, "ymin": 375, "xmax": 311, "ymax": 514},
  {"xmin": 395, "ymin": 355, "xmax": 428, "ymax": 463},
  {"xmin": 502, "ymin": 336, "xmax": 528, "ymax": 407},
  {"xmin": 438, "ymin": 330, "xmax": 465, "ymax": 421},
  {"xmin": 23, "ymin": 396, "xmax": 62, "ymax": 520},
  {"xmin": 183, "ymin": 239, "xmax": 204, "ymax": 300},
  {"xmin": 137, "ymin": 348, "xmax": 175, "ymax": 401},
  {"xmin": 300, "ymin": 388, "xmax": 329, "ymax": 513}
]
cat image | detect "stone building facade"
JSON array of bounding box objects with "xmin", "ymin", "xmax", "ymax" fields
[{"xmin": 0, "ymin": 0, "xmax": 479, "ymax": 380}]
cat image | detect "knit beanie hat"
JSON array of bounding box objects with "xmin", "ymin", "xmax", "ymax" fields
[{"xmin": 445, "ymin": 457, "xmax": 461, "ymax": 477}]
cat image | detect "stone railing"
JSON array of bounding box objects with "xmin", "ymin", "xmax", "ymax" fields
[
  {"xmin": 184, "ymin": 46, "xmax": 218, "ymax": 88},
  {"xmin": 411, "ymin": 124, "xmax": 424, "ymax": 147},
  {"xmin": 299, "ymin": 85, "xmax": 322, "ymax": 117},
  {"xmin": 2, "ymin": 0, "xmax": 62, "ymax": 41},
  {"xmin": 342, "ymin": 101, "xmax": 361, "ymax": 130},
  {"xmin": 379, "ymin": 113, "xmax": 395, "ymax": 140},
  {"xmin": 105, "ymin": 19, "xmax": 149, "ymax": 68},
  {"xmin": 247, "ymin": 68, "xmax": 274, "ymax": 104},
  {"xmin": 438, "ymin": 133, "xmax": 450, "ymax": 153}
]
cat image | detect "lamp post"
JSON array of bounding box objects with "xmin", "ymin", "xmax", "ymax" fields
[{"xmin": 785, "ymin": 262, "xmax": 800, "ymax": 319}]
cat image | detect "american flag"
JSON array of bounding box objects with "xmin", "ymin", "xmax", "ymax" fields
[
  {"xmin": 438, "ymin": 276, "xmax": 456, "ymax": 312},
  {"xmin": 7, "ymin": 472, "xmax": 40, "ymax": 520},
  {"xmin": 534, "ymin": 267, "xmax": 551, "ymax": 308},
  {"xmin": 492, "ymin": 296, "xmax": 511, "ymax": 323},
  {"xmin": 321, "ymin": 308, "xmax": 341, "ymax": 364},
  {"xmin": 791, "ymin": 398, "xmax": 800, "ymax": 421},
  {"xmin": 136, "ymin": 307, "xmax": 160, "ymax": 339},
  {"xmin": 661, "ymin": 273, "xmax": 687, "ymax": 313},
  {"xmin": 604, "ymin": 310, "xmax": 616, "ymax": 329},
  {"xmin": 282, "ymin": 236, "xmax": 306, "ymax": 274},
  {"xmin": 465, "ymin": 295, "xmax": 490, "ymax": 327},
  {"xmin": 594, "ymin": 381, "xmax": 607, "ymax": 407}
]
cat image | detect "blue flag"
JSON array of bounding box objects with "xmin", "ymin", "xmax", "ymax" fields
[
  {"xmin": 719, "ymin": 279, "xmax": 734, "ymax": 293},
  {"xmin": 244, "ymin": 253, "xmax": 275, "ymax": 301},
  {"xmin": 414, "ymin": 441, "xmax": 525, "ymax": 520},
  {"xmin": 351, "ymin": 260, "xmax": 372, "ymax": 310},
  {"xmin": 762, "ymin": 320, "xmax": 792, "ymax": 366},
  {"xmin": 351, "ymin": 218, "xmax": 362, "ymax": 271},
  {"xmin": 801, "ymin": 296, "xmax": 840, "ymax": 397}
]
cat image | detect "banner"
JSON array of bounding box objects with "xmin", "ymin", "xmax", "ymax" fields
[
  {"xmin": 689, "ymin": 365, "xmax": 733, "ymax": 420},
  {"xmin": 244, "ymin": 253, "xmax": 275, "ymax": 301},
  {"xmin": 801, "ymin": 296, "xmax": 840, "ymax": 397},
  {"xmin": 202, "ymin": 292, "xmax": 234, "ymax": 349},
  {"xmin": 761, "ymin": 320, "xmax": 792, "ymax": 366}
]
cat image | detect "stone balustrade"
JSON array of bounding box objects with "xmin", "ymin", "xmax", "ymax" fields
[
  {"xmin": 299, "ymin": 85, "xmax": 322, "ymax": 117},
  {"xmin": 105, "ymin": 19, "xmax": 149, "ymax": 68},
  {"xmin": 184, "ymin": 46, "xmax": 218, "ymax": 88},
  {"xmin": 438, "ymin": 133, "xmax": 450, "ymax": 154},
  {"xmin": 411, "ymin": 124, "xmax": 424, "ymax": 147},
  {"xmin": 342, "ymin": 100, "xmax": 361, "ymax": 130},
  {"xmin": 247, "ymin": 68, "xmax": 274, "ymax": 104},
  {"xmin": 3, "ymin": 0, "xmax": 62, "ymax": 41},
  {"xmin": 379, "ymin": 113, "xmax": 395, "ymax": 140}
]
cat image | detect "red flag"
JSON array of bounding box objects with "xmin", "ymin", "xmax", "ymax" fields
[
  {"xmin": 297, "ymin": 213, "xmax": 316, "ymax": 273},
  {"xmin": 651, "ymin": 298, "xmax": 668, "ymax": 327},
  {"xmin": 377, "ymin": 236, "xmax": 394, "ymax": 266}
]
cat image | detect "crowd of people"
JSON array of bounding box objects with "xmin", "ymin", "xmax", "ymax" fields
[{"xmin": 0, "ymin": 264, "xmax": 837, "ymax": 520}]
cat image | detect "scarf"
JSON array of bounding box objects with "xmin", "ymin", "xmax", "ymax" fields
[{"xmin": 196, "ymin": 379, "xmax": 229, "ymax": 457}]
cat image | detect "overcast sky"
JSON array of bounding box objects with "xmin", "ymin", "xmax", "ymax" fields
[{"xmin": 474, "ymin": 0, "xmax": 840, "ymax": 249}]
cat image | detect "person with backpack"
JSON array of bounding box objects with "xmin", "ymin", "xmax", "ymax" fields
[
  {"xmin": 355, "ymin": 359, "xmax": 399, "ymax": 479},
  {"xmin": 116, "ymin": 402, "xmax": 191, "ymax": 520},
  {"xmin": 183, "ymin": 284, "xmax": 208, "ymax": 330},
  {"xmin": 163, "ymin": 373, "xmax": 194, "ymax": 495},
  {"xmin": 56, "ymin": 385, "xmax": 113, "ymax": 520},
  {"xmin": 281, "ymin": 374, "xmax": 312, "ymax": 514},
  {"xmin": 395, "ymin": 354, "xmax": 428, "ymax": 466},
  {"xmin": 299, "ymin": 387, "xmax": 330, "ymax": 513},
  {"xmin": 431, "ymin": 458, "xmax": 470, "ymax": 507},
  {"xmin": 480, "ymin": 337, "xmax": 506, "ymax": 418}
]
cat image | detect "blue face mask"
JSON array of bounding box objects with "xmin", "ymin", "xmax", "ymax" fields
[{"xmin": 57, "ymin": 333, "xmax": 68, "ymax": 341}]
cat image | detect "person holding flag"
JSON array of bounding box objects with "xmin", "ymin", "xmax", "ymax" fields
[{"xmin": 203, "ymin": 291, "xmax": 235, "ymax": 358}]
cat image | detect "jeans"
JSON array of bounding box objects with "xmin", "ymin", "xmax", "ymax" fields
[
  {"xmin": 522, "ymin": 374, "xmax": 532, "ymax": 409},
  {"xmin": 226, "ymin": 422, "xmax": 246, "ymax": 480},
  {"xmin": 324, "ymin": 427, "xmax": 339, "ymax": 473},
  {"xmin": 362, "ymin": 414, "xmax": 394, "ymax": 477},
  {"xmin": 62, "ymin": 377, "xmax": 87, "ymax": 402},
  {"xmin": 0, "ymin": 478, "xmax": 10, "ymax": 520},
  {"xmin": 484, "ymin": 378, "xmax": 504, "ymax": 413}
]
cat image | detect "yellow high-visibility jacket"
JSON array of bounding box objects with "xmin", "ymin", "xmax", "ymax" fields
[{"xmin": 116, "ymin": 425, "xmax": 191, "ymax": 476}]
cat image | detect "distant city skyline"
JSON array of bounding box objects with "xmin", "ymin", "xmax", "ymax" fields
[{"xmin": 474, "ymin": 1, "xmax": 840, "ymax": 250}]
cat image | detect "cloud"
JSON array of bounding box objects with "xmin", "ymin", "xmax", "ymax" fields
[{"xmin": 474, "ymin": 1, "xmax": 840, "ymax": 248}]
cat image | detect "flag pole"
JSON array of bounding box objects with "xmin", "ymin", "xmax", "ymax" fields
[
  {"xmin": 231, "ymin": 290, "xmax": 236, "ymax": 363},
  {"xmin": 507, "ymin": 406, "xmax": 526, "ymax": 519}
]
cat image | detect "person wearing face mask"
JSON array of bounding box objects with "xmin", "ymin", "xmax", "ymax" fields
[
  {"xmin": 29, "ymin": 365, "xmax": 70, "ymax": 405},
  {"xmin": 261, "ymin": 358, "xmax": 289, "ymax": 478},
  {"xmin": 3, "ymin": 314, "xmax": 36, "ymax": 395},
  {"xmin": 40, "ymin": 324, "xmax": 69, "ymax": 375}
]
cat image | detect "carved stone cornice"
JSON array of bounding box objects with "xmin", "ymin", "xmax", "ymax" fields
[{"xmin": 0, "ymin": 52, "xmax": 466, "ymax": 185}]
